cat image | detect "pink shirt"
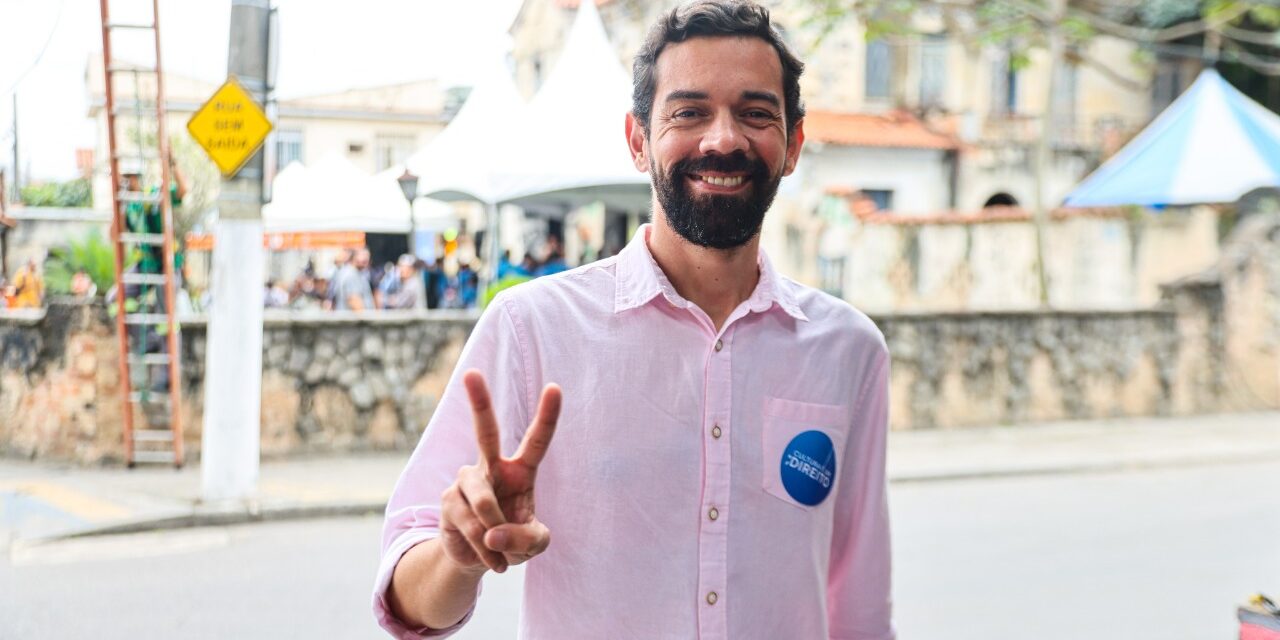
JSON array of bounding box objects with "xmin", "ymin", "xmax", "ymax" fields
[{"xmin": 374, "ymin": 225, "xmax": 895, "ymax": 640}]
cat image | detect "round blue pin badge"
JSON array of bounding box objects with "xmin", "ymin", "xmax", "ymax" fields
[{"xmin": 779, "ymin": 430, "xmax": 837, "ymax": 506}]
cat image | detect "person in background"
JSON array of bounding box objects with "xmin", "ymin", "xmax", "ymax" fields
[
  {"xmin": 496, "ymin": 250, "xmax": 530, "ymax": 279},
  {"xmin": 122, "ymin": 160, "xmax": 187, "ymax": 278},
  {"xmin": 0, "ymin": 278, "xmax": 14, "ymax": 309},
  {"xmin": 382, "ymin": 254, "xmax": 428, "ymax": 310},
  {"xmin": 323, "ymin": 249, "xmax": 351, "ymax": 310},
  {"xmin": 535, "ymin": 235, "xmax": 568, "ymax": 277},
  {"xmin": 422, "ymin": 258, "xmax": 444, "ymax": 310},
  {"xmin": 333, "ymin": 247, "xmax": 375, "ymax": 311},
  {"xmin": 70, "ymin": 269, "xmax": 96, "ymax": 298},
  {"xmin": 455, "ymin": 261, "xmax": 479, "ymax": 308},
  {"xmin": 264, "ymin": 278, "xmax": 289, "ymax": 308},
  {"xmin": 11, "ymin": 257, "xmax": 45, "ymax": 309},
  {"xmin": 352, "ymin": 248, "xmax": 382, "ymax": 310},
  {"xmin": 519, "ymin": 253, "xmax": 539, "ymax": 277},
  {"xmin": 288, "ymin": 262, "xmax": 324, "ymax": 311},
  {"xmin": 371, "ymin": 259, "xmax": 391, "ymax": 309}
]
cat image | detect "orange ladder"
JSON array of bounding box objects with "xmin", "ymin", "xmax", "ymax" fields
[{"xmin": 99, "ymin": 0, "xmax": 184, "ymax": 468}]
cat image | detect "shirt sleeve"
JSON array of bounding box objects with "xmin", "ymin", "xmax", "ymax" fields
[
  {"xmin": 372, "ymin": 294, "xmax": 533, "ymax": 639},
  {"xmin": 827, "ymin": 352, "xmax": 895, "ymax": 640}
]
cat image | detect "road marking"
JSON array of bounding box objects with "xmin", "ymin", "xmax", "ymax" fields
[{"xmin": 0, "ymin": 481, "xmax": 131, "ymax": 522}]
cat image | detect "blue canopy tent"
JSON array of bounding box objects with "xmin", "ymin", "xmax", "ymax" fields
[{"xmin": 1064, "ymin": 69, "xmax": 1280, "ymax": 208}]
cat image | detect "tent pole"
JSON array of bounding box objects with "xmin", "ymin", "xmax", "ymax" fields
[{"xmin": 480, "ymin": 200, "xmax": 501, "ymax": 304}]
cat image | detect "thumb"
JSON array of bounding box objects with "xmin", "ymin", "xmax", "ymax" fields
[{"xmin": 484, "ymin": 520, "xmax": 551, "ymax": 557}]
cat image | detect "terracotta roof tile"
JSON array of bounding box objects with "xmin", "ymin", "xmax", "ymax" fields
[{"xmin": 804, "ymin": 109, "xmax": 960, "ymax": 150}]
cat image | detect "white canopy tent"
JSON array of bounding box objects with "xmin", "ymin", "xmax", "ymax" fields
[
  {"xmin": 263, "ymin": 153, "xmax": 451, "ymax": 234},
  {"xmin": 408, "ymin": 54, "xmax": 527, "ymax": 205},
  {"xmin": 412, "ymin": 0, "xmax": 649, "ymax": 212},
  {"xmin": 491, "ymin": 0, "xmax": 650, "ymax": 212}
]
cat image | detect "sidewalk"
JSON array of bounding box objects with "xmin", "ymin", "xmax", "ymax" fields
[{"xmin": 2, "ymin": 411, "xmax": 1277, "ymax": 546}]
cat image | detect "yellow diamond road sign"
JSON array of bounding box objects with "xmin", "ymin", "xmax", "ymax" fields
[{"xmin": 187, "ymin": 76, "xmax": 273, "ymax": 177}]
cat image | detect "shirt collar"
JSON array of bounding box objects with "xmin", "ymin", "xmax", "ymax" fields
[{"xmin": 613, "ymin": 223, "xmax": 808, "ymax": 322}]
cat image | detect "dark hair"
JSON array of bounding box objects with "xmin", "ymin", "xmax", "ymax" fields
[{"xmin": 632, "ymin": 0, "xmax": 805, "ymax": 136}]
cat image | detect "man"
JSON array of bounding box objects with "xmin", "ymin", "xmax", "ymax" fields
[
  {"xmin": 332, "ymin": 247, "xmax": 375, "ymax": 311},
  {"xmin": 322, "ymin": 249, "xmax": 350, "ymax": 310},
  {"xmin": 374, "ymin": 2, "xmax": 893, "ymax": 639},
  {"xmin": 11, "ymin": 257, "xmax": 45, "ymax": 309},
  {"xmin": 122, "ymin": 160, "xmax": 187, "ymax": 276},
  {"xmin": 11, "ymin": 258, "xmax": 45, "ymax": 311},
  {"xmin": 382, "ymin": 254, "xmax": 428, "ymax": 310},
  {"xmin": 533, "ymin": 235, "xmax": 568, "ymax": 276}
]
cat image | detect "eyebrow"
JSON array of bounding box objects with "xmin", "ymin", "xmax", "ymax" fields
[
  {"xmin": 664, "ymin": 90, "xmax": 709, "ymax": 103},
  {"xmin": 664, "ymin": 89, "xmax": 781, "ymax": 107},
  {"xmin": 741, "ymin": 90, "xmax": 781, "ymax": 107}
]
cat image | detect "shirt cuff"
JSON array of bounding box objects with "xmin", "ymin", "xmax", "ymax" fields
[{"xmin": 371, "ymin": 529, "xmax": 481, "ymax": 639}]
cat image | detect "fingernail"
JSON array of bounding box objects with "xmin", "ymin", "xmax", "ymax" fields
[
  {"xmin": 489, "ymin": 530, "xmax": 508, "ymax": 550},
  {"xmin": 495, "ymin": 563, "xmax": 507, "ymax": 574}
]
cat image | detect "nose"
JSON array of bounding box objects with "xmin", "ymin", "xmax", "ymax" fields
[{"xmin": 699, "ymin": 111, "xmax": 748, "ymax": 157}]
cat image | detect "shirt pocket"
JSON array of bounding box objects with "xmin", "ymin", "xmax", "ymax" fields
[{"xmin": 761, "ymin": 396, "xmax": 849, "ymax": 511}]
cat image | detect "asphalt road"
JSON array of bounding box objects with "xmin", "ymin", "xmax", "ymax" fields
[{"xmin": 4, "ymin": 459, "xmax": 1277, "ymax": 639}]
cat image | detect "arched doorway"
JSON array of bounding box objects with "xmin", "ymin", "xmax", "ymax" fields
[{"xmin": 983, "ymin": 192, "xmax": 1020, "ymax": 208}]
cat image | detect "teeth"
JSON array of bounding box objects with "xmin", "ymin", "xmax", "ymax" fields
[{"xmin": 699, "ymin": 175, "xmax": 744, "ymax": 187}]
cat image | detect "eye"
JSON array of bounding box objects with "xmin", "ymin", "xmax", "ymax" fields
[
  {"xmin": 744, "ymin": 110, "xmax": 775, "ymax": 120},
  {"xmin": 673, "ymin": 109, "xmax": 700, "ymax": 119}
]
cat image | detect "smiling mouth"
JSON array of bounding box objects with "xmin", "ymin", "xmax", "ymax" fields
[{"xmin": 691, "ymin": 174, "xmax": 747, "ymax": 187}]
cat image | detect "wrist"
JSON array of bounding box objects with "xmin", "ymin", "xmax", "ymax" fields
[{"xmin": 439, "ymin": 548, "xmax": 490, "ymax": 579}]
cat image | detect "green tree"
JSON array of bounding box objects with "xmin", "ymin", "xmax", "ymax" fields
[{"xmin": 129, "ymin": 126, "xmax": 221, "ymax": 241}]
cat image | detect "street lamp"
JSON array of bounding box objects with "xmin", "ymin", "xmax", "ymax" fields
[{"xmin": 397, "ymin": 168, "xmax": 419, "ymax": 256}]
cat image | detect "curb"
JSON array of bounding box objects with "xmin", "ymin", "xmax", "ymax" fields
[
  {"xmin": 888, "ymin": 450, "xmax": 1280, "ymax": 484},
  {"xmin": 21, "ymin": 501, "xmax": 386, "ymax": 545},
  {"xmin": 17, "ymin": 451, "xmax": 1280, "ymax": 544}
]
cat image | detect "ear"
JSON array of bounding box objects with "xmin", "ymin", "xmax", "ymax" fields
[
  {"xmin": 782, "ymin": 118, "xmax": 805, "ymax": 177},
  {"xmin": 625, "ymin": 111, "xmax": 649, "ymax": 173}
]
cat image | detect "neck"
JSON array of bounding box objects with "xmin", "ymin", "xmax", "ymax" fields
[{"xmin": 647, "ymin": 213, "xmax": 760, "ymax": 332}]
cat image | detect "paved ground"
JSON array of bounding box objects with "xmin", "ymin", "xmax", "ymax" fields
[
  {"xmin": 3, "ymin": 411, "xmax": 1277, "ymax": 546},
  {"xmin": 4, "ymin": 458, "xmax": 1276, "ymax": 639}
]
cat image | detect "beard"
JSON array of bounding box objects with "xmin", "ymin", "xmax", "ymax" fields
[{"xmin": 651, "ymin": 150, "xmax": 781, "ymax": 250}]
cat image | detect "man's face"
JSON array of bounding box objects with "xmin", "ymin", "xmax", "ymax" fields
[
  {"xmin": 354, "ymin": 250, "xmax": 371, "ymax": 270},
  {"xmin": 627, "ymin": 36, "xmax": 804, "ymax": 250}
]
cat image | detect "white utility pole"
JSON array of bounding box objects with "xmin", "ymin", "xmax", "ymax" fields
[{"xmin": 202, "ymin": 0, "xmax": 272, "ymax": 502}]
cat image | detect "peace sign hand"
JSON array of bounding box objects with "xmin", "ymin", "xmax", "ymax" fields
[{"xmin": 438, "ymin": 369, "xmax": 561, "ymax": 575}]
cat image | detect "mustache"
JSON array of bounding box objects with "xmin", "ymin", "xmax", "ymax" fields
[{"xmin": 672, "ymin": 152, "xmax": 770, "ymax": 181}]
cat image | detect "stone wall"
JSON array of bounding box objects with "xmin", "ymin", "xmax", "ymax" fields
[
  {"xmin": 179, "ymin": 312, "xmax": 476, "ymax": 458},
  {"xmin": 0, "ymin": 306, "xmax": 475, "ymax": 464},
  {"xmin": 876, "ymin": 310, "xmax": 1179, "ymax": 430},
  {"xmin": 875, "ymin": 212, "xmax": 1280, "ymax": 429},
  {"xmin": 0, "ymin": 301, "xmax": 122, "ymax": 462}
]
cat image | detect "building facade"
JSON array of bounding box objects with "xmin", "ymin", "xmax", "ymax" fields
[
  {"xmin": 508, "ymin": 0, "xmax": 1198, "ymax": 310},
  {"xmin": 84, "ymin": 55, "xmax": 451, "ymax": 212}
]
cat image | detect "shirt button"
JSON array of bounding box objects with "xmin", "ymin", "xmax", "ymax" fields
[
  {"xmin": 714, "ymin": 339, "xmax": 723, "ymax": 352},
  {"xmin": 706, "ymin": 591, "xmax": 718, "ymax": 605},
  {"xmin": 711, "ymin": 424, "xmax": 722, "ymax": 439},
  {"xmin": 708, "ymin": 507, "xmax": 719, "ymax": 521}
]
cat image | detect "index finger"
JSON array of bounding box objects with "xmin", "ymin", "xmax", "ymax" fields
[
  {"xmin": 463, "ymin": 369, "xmax": 502, "ymax": 466},
  {"xmin": 514, "ymin": 383, "xmax": 561, "ymax": 468}
]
